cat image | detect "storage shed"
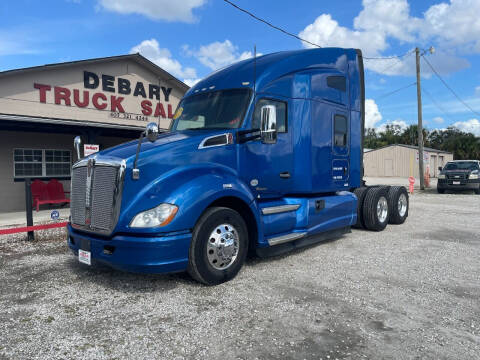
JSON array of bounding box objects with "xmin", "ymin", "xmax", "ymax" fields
[{"xmin": 363, "ymin": 144, "xmax": 453, "ymax": 178}]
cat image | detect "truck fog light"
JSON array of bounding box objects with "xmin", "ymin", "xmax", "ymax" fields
[
  {"xmin": 438, "ymin": 174, "xmax": 445, "ymax": 179},
  {"xmin": 130, "ymin": 203, "xmax": 178, "ymax": 228}
]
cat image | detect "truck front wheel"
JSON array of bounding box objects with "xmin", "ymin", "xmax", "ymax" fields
[{"xmin": 188, "ymin": 207, "xmax": 248, "ymax": 285}]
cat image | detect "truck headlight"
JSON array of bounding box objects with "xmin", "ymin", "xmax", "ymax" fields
[
  {"xmin": 130, "ymin": 203, "xmax": 178, "ymax": 228},
  {"xmin": 469, "ymin": 173, "xmax": 479, "ymax": 179},
  {"xmin": 438, "ymin": 174, "xmax": 445, "ymax": 179}
]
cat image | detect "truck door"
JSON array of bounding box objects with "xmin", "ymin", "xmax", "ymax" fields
[
  {"xmin": 240, "ymin": 97, "xmax": 294, "ymax": 196},
  {"xmin": 332, "ymin": 111, "xmax": 350, "ymax": 187}
]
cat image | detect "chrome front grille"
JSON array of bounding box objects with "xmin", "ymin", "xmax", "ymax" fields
[
  {"xmin": 91, "ymin": 166, "xmax": 118, "ymax": 231},
  {"xmin": 71, "ymin": 166, "xmax": 87, "ymax": 226},
  {"xmin": 70, "ymin": 157, "xmax": 126, "ymax": 235}
]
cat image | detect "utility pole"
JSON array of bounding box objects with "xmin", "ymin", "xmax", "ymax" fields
[{"xmin": 415, "ymin": 47, "xmax": 425, "ymax": 190}]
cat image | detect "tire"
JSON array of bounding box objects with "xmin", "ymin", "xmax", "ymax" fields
[
  {"xmin": 188, "ymin": 207, "xmax": 248, "ymax": 285},
  {"xmin": 437, "ymin": 188, "xmax": 445, "ymax": 194},
  {"xmin": 352, "ymin": 187, "xmax": 369, "ymax": 229},
  {"xmin": 387, "ymin": 186, "xmax": 409, "ymax": 224},
  {"xmin": 362, "ymin": 186, "xmax": 389, "ymax": 231}
]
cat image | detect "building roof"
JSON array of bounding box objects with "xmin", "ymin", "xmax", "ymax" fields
[
  {"xmin": 368, "ymin": 143, "xmax": 452, "ymax": 154},
  {"xmin": 0, "ymin": 53, "xmax": 190, "ymax": 92}
]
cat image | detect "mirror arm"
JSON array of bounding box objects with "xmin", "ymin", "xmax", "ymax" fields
[
  {"xmin": 132, "ymin": 131, "xmax": 145, "ymax": 180},
  {"xmin": 237, "ymin": 128, "xmax": 260, "ymax": 144}
]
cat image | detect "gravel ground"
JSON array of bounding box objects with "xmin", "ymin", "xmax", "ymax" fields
[{"xmin": 1, "ymin": 192, "xmax": 479, "ymax": 359}]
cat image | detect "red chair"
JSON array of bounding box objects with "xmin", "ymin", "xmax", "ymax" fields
[
  {"xmin": 31, "ymin": 179, "xmax": 49, "ymax": 212},
  {"xmin": 31, "ymin": 179, "xmax": 71, "ymax": 212}
]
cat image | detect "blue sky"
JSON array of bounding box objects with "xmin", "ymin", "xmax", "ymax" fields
[{"xmin": 1, "ymin": 0, "xmax": 479, "ymax": 135}]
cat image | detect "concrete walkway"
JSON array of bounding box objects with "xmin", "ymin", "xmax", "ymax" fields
[
  {"xmin": 365, "ymin": 176, "xmax": 438, "ymax": 189},
  {"xmin": 0, "ymin": 207, "xmax": 70, "ymax": 227}
]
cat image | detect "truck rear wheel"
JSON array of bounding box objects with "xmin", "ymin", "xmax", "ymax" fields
[
  {"xmin": 362, "ymin": 186, "xmax": 389, "ymax": 231},
  {"xmin": 188, "ymin": 207, "xmax": 248, "ymax": 285},
  {"xmin": 353, "ymin": 187, "xmax": 369, "ymax": 229},
  {"xmin": 387, "ymin": 186, "xmax": 409, "ymax": 224}
]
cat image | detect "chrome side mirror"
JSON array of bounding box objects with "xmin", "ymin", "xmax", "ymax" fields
[
  {"xmin": 260, "ymin": 105, "xmax": 277, "ymax": 144},
  {"xmin": 145, "ymin": 122, "xmax": 159, "ymax": 142},
  {"xmin": 74, "ymin": 136, "xmax": 82, "ymax": 160}
]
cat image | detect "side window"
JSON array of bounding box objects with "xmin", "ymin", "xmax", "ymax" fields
[
  {"xmin": 252, "ymin": 99, "xmax": 287, "ymax": 133},
  {"xmin": 327, "ymin": 76, "xmax": 346, "ymax": 92},
  {"xmin": 334, "ymin": 115, "xmax": 348, "ymax": 147}
]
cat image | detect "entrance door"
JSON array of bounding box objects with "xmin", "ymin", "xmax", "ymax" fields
[
  {"xmin": 385, "ymin": 159, "xmax": 393, "ymax": 177},
  {"xmin": 241, "ymin": 97, "xmax": 293, "ymax": 196}
]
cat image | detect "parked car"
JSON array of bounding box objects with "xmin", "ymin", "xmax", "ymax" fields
[{"xmin": 437, "ymin": 160, "xmax": 480, "ymax": 194}]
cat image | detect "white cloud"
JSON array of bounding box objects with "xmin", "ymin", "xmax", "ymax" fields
[
  {"xmin": 98, "ymin": 0, "xmax": 205, "ymax": 22},
  {"xmin": 452, "ymin": 118, "xmax": 480, "ymax": 136},
  {"xmin": 377, "ymin": 119, "xmax": 408, "ymax": 133},
  {"xmin": 130, "ymin": 39, "xmax": 197, "ymax": 83},
  {"xmin": 298, "ymin": 0, "xmax": 478, "ymax": 76},
  {"xmin": 422, "ymin": 0, "xmax": 480, "ymax": 53},
  {"xmin": 184, "ymin": 40, "xmax": 258, "ymax": 71},
  {"xmin": 365, "ymin": 98, "xmax": 382, "ymax": 128},
  {"xmin": 433, "ymin": 116, "xmax": 444, "ymax": 124},
  {"xmin": 183, "ymin": 78, "xmax": 201, "ymax": 87}
]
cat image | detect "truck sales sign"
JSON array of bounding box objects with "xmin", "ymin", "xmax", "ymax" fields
[{"xmin": 33, "ymin": 71, "xmax": 175, "ymax": 121}]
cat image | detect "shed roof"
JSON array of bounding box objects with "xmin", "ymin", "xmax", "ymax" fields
[{"xmin": 368, "ymin": 143, "xmax": 452, "ymax": 154}]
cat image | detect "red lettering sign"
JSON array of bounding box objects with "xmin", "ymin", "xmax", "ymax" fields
[
  {"xmin": 92, "ymin": 93, "xmax": 107, "ymax": 110},
  {"xmin": 54, "ymin": 87, "xmax": 71, "ymax": 106},
  {"xmin": 34, "ymin": 83, "xmax": 51, "ymax": 103},
  {"xmin": 110, "ymin": 96, "xmax": 125, "ymax": 112},
  {"xmin": 154, "ymin": 103, "xmax": 166, "ymax": 118},
  {"xmin": 73, "ymin": 89, "xmax": 89, "ymax": 107},
  {"xmin": 141, "ymin": 100, "xmax": 152, "ymax": 116}
]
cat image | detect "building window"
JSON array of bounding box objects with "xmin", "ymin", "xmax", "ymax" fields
[
  {"xmin": 334, "ymin": 115, "xmax": 348, "ymax": 147},
  {"xmin": 45, "ymin": 150, "xmax": 71, "ymax": 176},
  {"xmin": 14, "ymin": 149, "xmax": 71, "ymax": 178}
]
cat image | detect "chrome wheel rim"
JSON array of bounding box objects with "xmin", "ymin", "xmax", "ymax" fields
[
  {"xmin": 398, "ymin": 193, "xmax": 407, "ymax": 217},
  {"xmin": 206, "ymin": 223, "xmax": 239, "ymax": 270},
  {"xmin": 377, "ymin": 196, "xmax": 388, "ymax": 223}
]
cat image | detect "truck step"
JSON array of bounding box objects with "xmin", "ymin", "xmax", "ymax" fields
[{"xmin": 268, "ymin": 232, "xmax": 307, "ymax": 246}]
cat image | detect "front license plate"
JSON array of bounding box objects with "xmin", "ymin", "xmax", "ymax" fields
[
  {"xmin": 453, "ymin": 181, "xmax": 461, "ymax": 185},
  {"xmin": 78, "ymin": 249, "xmax": 91, "ymax": 265}
]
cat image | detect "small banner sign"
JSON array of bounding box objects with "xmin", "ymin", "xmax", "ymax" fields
[{"xmin": 84, "ymin": 144, "xmax": 99, "ymax": 157}]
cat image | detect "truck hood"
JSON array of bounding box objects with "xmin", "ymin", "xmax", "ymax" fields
[{"xmin": 99, "ymin": 131, "xmax": 190, "ymax": 160}]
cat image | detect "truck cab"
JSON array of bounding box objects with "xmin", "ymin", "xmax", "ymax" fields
[
  {"xmin": 67, "ymin": 48, "xmax": 401, "ymax": 285},
  {"xmin": 437, "ymin": 160, "xmax": 480, "ymax": 194}
]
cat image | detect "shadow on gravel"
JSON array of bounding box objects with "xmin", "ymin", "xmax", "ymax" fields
[
  {"xmin": 246, "ymin": 234, "xmax": 345, "ymax": 267},
  {"xmin": 65, "ymin": 257, "xmax": 198, "ymax": 292},
  {"xmin": 414, "ymin": 228, "xmax": 479, "ymax": 246}
]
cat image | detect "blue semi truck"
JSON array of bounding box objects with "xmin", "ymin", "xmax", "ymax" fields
[{"xmin": 67, "ymin": 48, "xmax": 409, "ymax": 285}]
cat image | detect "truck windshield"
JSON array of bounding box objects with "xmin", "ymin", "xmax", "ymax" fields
[
  {"xmin": 444, "ymin": 161, "xmax": 479, "ymax": 170},
  {"xmin": 172, "ymin": 89, "xmax": 251, "ymax": 131}
]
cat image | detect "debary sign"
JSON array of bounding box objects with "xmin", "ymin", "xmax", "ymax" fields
[{"xmin": 33, "ymin": 71, "xmax": 175, "ymax": 120}]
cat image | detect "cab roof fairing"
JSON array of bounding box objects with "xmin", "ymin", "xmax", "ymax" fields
[{"xmin": 184, "ymin": 48, "xmax": 360, "ymax": 100}]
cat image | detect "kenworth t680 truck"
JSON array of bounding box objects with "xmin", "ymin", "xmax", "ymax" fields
[{"xmin": 68, "ymin": 48, "xmax": 409, "ymax": 285}]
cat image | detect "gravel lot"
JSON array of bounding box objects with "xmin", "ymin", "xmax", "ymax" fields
[{"xmin": 1, "ymin": 191, "xmax": 479, "ymax": 359}]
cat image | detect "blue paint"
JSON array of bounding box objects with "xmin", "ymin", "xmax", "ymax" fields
[{"xmin": 67, "ymin": 48, "xmax": 365, "ymax": 274}]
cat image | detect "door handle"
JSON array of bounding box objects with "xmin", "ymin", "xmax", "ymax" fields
[{"xmin": 279, "ymin": 172, "xmax": 291, "ymax": 179}]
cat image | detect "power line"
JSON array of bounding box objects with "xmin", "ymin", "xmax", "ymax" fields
[
  {"xmin": 376, "ymin": 82, "xmax": 417, "ymax": 100},
  {"xmin": 363, "ymin": 49, "xmax": 415, "ymax": 60},
  {"xmin": 222, "ymin": 0, "xmax": 321, "ymax": 48},
  {"xmin": 223, "ymin": 0, "xmax": 413, "ymax": 61},
  {"xmin": 421, "ymin": 86, "xmax": 456, "ymax": 123},
  {"xmin": 421, "ymin": 55, "xmax": 480, "ymax": 117},
  {"xmin": 373, "ymin": 50, "xmax": 415, "ymax": 75}
]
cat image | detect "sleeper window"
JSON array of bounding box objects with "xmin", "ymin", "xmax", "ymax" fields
[{"xmin": 334, "ymin": 115, "xmax": 348, "ymax": 147}]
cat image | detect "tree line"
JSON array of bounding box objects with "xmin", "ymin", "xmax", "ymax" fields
[{"xmin": 364, "ymin": 125, "xmax": 480, "ymax": 160}]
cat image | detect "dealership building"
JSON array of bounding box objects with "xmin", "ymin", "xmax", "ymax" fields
[{"xmin": 0, "ymin": 54, "xmax": 189, "ymax": 212}]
